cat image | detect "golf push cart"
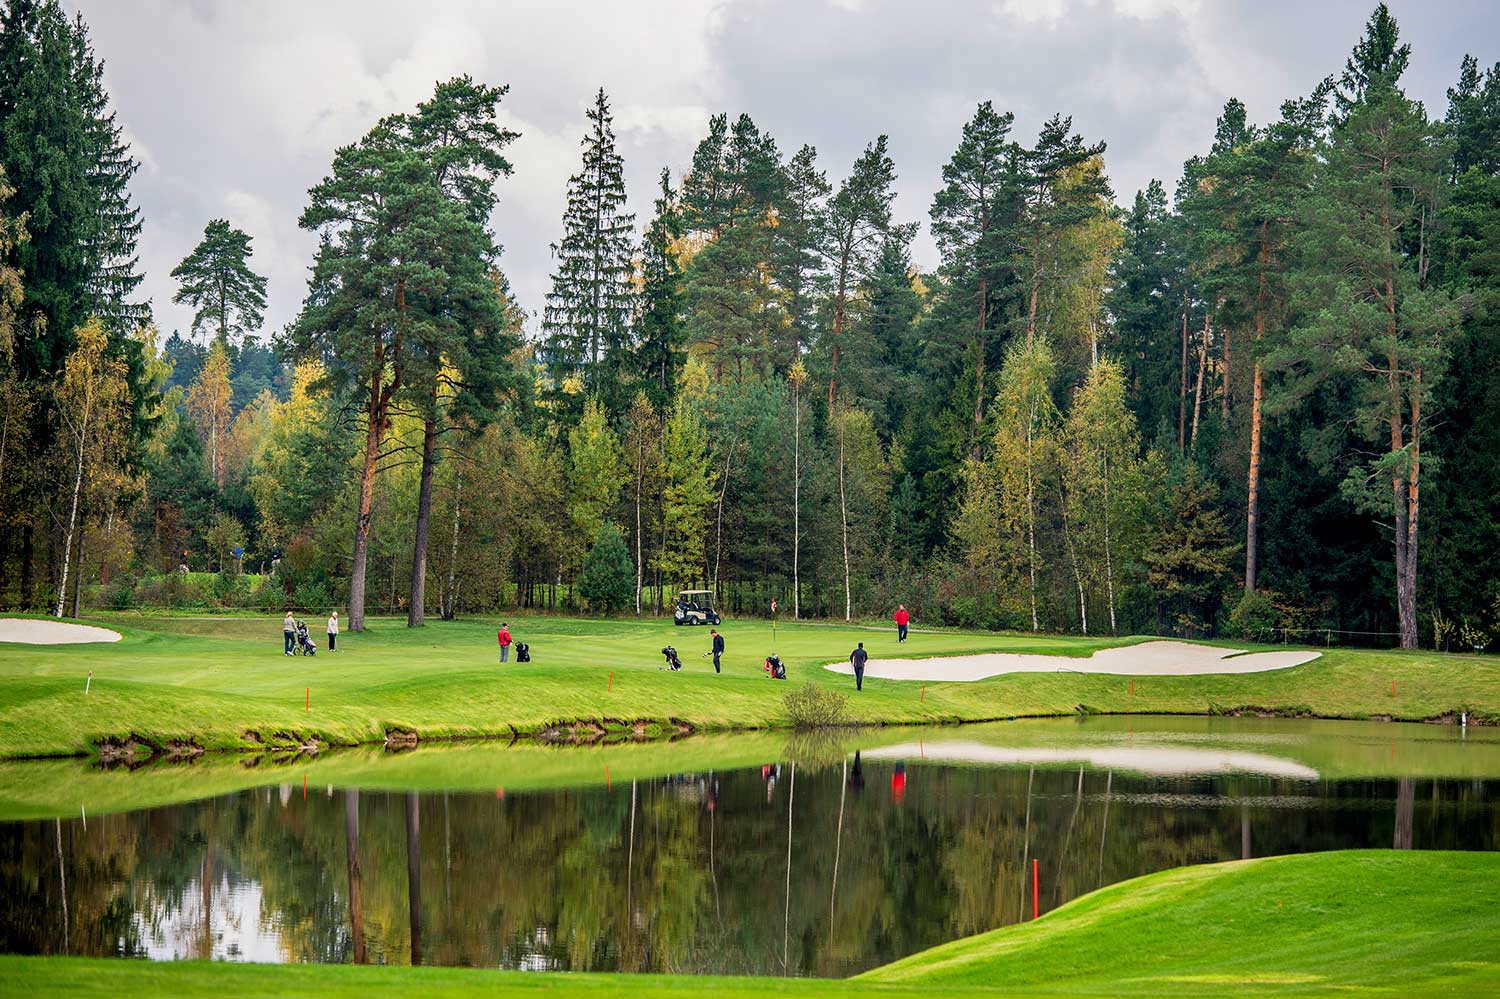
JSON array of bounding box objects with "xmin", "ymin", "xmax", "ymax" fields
[{"xmin": 673, "ymin": 589, "xmax": 721, "ymax": 626}]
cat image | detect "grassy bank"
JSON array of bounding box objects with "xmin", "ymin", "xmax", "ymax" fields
[
  {"xmin": 2, "ymin": 850, "xmax": 1494, "ymax": 997},
  {"xmin": 0, "ymin": 613, "xmax": 1495, "ymax": 759},
  {"xmin": 3, "ymin": 713, "xmax": 1496, "ymax": 821}
]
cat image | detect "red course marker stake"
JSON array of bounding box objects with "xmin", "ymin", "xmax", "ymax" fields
[
  {"xmin": 302, "ymin": 774, "xmax": 307, "ymax": 800},
  {"xmin": 1391, "ymin": 679, "xmax": 1396, "ymax": 698},
  {"xmin": 920, "ymin": 684, "xmax": 926, "ymax": 703},
  {"xmin": 609, "ymin": 671, "xmax": 614, "ymax": 693},
  {"xmin": 1129, "ymin": 678, "xmax": 1134, "ymax": 696},
  {"xmin": 606, "ymin": 765, "xmax": 611, "ymax": 791},
  {"xmin": 1033, "ymin": 859, "xmax": 1039, "ymax": 920},
  {"xmin": 306, "ymin": 687, "xmax": 309, "ymax": 712}
]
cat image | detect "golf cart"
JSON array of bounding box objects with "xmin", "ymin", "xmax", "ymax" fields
[{"xmin": 673, "ymin": 589, "xmax": 721, "ymax": 626}]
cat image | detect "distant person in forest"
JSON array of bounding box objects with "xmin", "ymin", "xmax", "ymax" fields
[
  {"xmin": 498, "ymin": 622, "xmax": 513, "ymax": 663},
  {"xmin": 283, "ymin": 610, "xmax": 295, "ymax": 656},
  {"xmin": 850, "ymin": 641, "xmax": 868, "ymax": 691},
  {"xmin": 326, "ymin": 610, "xmax": 338, "ymax": 652},
  {"xmin": 710, "ymin": 629, "xmax": 725, "ymax": 673},
  {"xmin": 894, "ymin": 604, "xmax": 909, "ymax": 643}
]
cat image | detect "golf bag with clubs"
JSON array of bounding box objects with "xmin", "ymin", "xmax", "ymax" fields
[
  {"xmin": 515, "ymin": 641, "xmax": 530, "ymax": 663},
  {"xmin": 661, "ymin": 645, "xmax": 683, "ymax": 671},
  {"xmin": 764, "ymin": 654, "xmax": 786, "ymax": 680}
]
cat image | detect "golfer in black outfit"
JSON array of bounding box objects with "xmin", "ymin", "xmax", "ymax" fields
[
  {"xmin": 711, "ymin": 629, "xmax": 725, "ymax": 673},
  {"xmin": 850, "ymin": 641, "xmax": 868, "ymax": 691}
]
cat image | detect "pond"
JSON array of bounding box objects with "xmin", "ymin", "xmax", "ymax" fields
[{"xmin": 2, "ymin": 716, "xmax": 1496, "ymax": 977}]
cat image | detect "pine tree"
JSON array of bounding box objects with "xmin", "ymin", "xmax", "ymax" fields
[
  {"xmin": 284, "ymin": 86, "xmax": 507, "ymax": 630},
  {"xmin": 541, "ymin": 88, "xmax": 636, "ymax": 415},
  {"xmin": 1279, "ymin": 7, "xmax": 1462, "ymax": 649},
  {"xmin": 171, "ymin": 220, "xmax": 269, "ymax": 344},
  {"xmin": 772, "ymin": 144, "xmax": 829, "ymax": 365},
  {"xmin": 399, "ymin": 77, "xmax": 518, "ymax": 627},
  {"xmin": 931, "ymin": 101, "xmax": 1018, "ymax": 432},
  {"xmin": 1014, "ymin": 116, "xmax": 1109, "ymax": 347},
  {"xmin": 823, "ymin": 135, "xmax": 910, "ymax": 404},
  {"xmin": 680, "ymin": 113, "xmax": 784, "ymax": 376},
  {"xmin": 1445, "ymin": 55, "xmax": 1500, "ymax": 178}
]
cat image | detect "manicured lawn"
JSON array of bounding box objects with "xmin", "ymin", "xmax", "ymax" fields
[
  {"xmin": 2, "ymin": 850, "xmax": 1494, "ymax": 997},
  {"xmin": 0, "ymin": 612, "xmax": 1495, "ymax": 759}
]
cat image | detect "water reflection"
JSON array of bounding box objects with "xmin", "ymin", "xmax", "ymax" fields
[{"xmin": 2, "ymin": 737, "xmax": 1497, "ymax": 977}]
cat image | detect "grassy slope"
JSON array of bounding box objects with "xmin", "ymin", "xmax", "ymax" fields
[
  {"xmin": 4, "ymin": 713, "xmax": 1498, "ymax": 821},
  {"xmin": 0, "ymin": 613, "xmax": 1495, "ymax": 759},
  {"xmin": 2, "ymin": 851, "xmax": 1494, "ymax": 998}
]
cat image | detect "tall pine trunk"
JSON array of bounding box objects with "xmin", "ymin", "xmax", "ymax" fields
[
  {"xmin": 973, "ymin": 277, "xmax": 988, "ymax": 436},
  {"xmin": 349, "ymin": 382, "xmax": 382, "ymax": 632},
  {"xmin": 442, "ymin": 471, "xmax": 462, "ymax": 620},
  {"xmin": 1178, "ymin": 297, "xmax": 1189, "ymax": 451},
  {"xmin": 837, "ymin": 413, "xmax": 851, "ymax": 622},
  {"xmin": 634, "ymin": 429, "xmax": 644, "ymax": 615},
  {"xmin": 408, "ymin": 386, "xmax": 439, "ymax": 627},
  {"xmin": 792, "ymin": 379, "xmax": 801, "ymax": 620}
]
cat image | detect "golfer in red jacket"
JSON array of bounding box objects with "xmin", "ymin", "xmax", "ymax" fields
[
  {"xmin": 498, "ymin": 623, "xmax": 513, "ymax": 663},
  {"xmin": 894, "ymin": 605, "xmax": 909, "ymax": 643}
]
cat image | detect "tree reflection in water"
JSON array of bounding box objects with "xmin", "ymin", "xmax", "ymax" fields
[{"xmin": 1, "ymin": 760, "xmax": 1496, "ymax": 977}]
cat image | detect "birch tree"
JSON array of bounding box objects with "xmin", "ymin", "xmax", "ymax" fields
[{"xmin": 52, "ymin": 317, "xmax": 128, "ymax": 617}]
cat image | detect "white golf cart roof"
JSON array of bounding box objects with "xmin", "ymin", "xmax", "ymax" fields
[{"xmin": 678, "ymin": 589, "xmax": 713, "ymax": 595}]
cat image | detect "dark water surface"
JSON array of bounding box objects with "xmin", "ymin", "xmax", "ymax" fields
[{"xmin": 2, "ymin": 717, "xmax": 1497, "ymax": 977}]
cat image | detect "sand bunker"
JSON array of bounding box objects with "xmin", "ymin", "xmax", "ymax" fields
[
  {"xmin": 824, "ymin": 639, "xmax": 1318, "ymax": 682},
  {"xmin": 0, "ymin": 617, "xmax": 121, "ymax": 644},
  {"xmin": 861, "ymin": 741, "xmax": 1320, "ymax": 779}
]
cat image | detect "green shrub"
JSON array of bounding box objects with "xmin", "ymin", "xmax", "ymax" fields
[
  {"xmin": 1230, "ymin": 590, "xmax": 1279, "ymax": 643},
  {"xmin": 782, "ymin": 682, "xmax": 849, "ymax": 729}
]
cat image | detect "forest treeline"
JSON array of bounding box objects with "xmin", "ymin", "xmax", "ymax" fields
[{"xmin": 0, "ymin": 2, "xmax": 1497, "ymax": 647}]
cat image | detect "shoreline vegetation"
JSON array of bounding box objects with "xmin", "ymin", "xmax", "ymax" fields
[
  {"xmin": 0, "ymin": 613, "xmax": 1495, "ymax": 762},
  {"xmin": 2, "ymin": 851, "xmax": 1495, "ymax": 998}
]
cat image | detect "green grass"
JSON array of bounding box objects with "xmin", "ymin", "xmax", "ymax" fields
[
  {"xmin": 2, "ymin": 850, "xmax": 1494, "ymax": 998},
  {"xmin": 0, "ymin": 612, "xmax": 1495, "ymax": 759},
  {"xmin": 3, "ymin": 713, "xmax": 1497, "ymax": 821}
]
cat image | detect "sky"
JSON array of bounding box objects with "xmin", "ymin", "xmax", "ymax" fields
[{"xmin": 75, "ymin": 0, "xmax": 1498, "ymax": 343}]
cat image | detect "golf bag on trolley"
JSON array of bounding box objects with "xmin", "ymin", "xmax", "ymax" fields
[
  {"xmin": 515, "ymin": 641, "xmax": 530, "ymax": 663},
  {"xmin": 661, "ymin": 645, "xmax": 683, "ymax": 671},
  {"xmin": 293, "ymin": 619, "xmax": 316, "ymax": 656},
  {"xmin": 764, "ymin": 654, "xmax": 786, "ymax": 680}
]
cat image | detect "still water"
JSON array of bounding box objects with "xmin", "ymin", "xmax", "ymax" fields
[{"xmin": 2, "ymin": 717, "xmax": 1496, "ymax": 977}]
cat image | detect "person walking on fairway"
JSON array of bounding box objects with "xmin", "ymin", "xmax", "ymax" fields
[
  {"xmin": 850, "ymin": 641, "xmax": 869, "ymax": 691},
  {"xmin": 498, "ymin": 622, "xmax": 513, "ymax": 663},
  {"xmin": 283, "ymin": 610, "xmax": 295, "ymax": 656},
  {"xmin": 894, "ymin": 604, "xmax": 909, "ymax": 643},
  {"xmin": 710, "ymin": 629, "xmax": 725, "ymax": 673},
  {"xmin": 326, "ymin": 610, "xmax": 339, "ymax": 652}
]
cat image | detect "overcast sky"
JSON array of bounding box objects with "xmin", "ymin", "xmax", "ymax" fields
[{"xmin": 76, "ymin": 0, "xmax": 1496, "ymax": 343}]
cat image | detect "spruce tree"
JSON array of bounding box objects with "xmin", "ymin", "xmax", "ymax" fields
[
  {"xmin": 171, "ymin": 220, "xmax": 269, "ymax": 345},
  {"xmin": 69, "ymin": 11, "xmax": 145, "ymax": 332},
  {"xmin": 636, "ymin": 169, "xmax": 684, "ymax": 410},
  {"xmin": 541, "ymin": 88, "xmax": 636, "ymax": 416}
]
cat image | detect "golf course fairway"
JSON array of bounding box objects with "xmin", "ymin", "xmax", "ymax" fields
[
  {"xmin": 0, "ymin": 613, "xmax": 1496, "ymax": 758},
  {"xmin": 1, "ymin": 851, "xmax": 1493, "ymax": 997}
]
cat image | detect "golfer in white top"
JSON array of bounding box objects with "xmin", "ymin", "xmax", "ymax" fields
[{"xmin": 327, "ymin": 611, "xmax": 339, "ymax": 652}]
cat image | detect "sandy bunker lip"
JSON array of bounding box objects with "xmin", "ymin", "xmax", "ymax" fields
[
  {"xmin": 0, "ymin": 618, "xmax": 122, "ymax": 645},
  {"xmin": 825, "ymin": 639, "xmax": 1320, "ymax": 682}
]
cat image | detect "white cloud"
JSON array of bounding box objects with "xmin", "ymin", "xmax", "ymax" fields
[{"xmin": 74, "ymin": 0, "xmax": 1489, "ymax": 342}]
